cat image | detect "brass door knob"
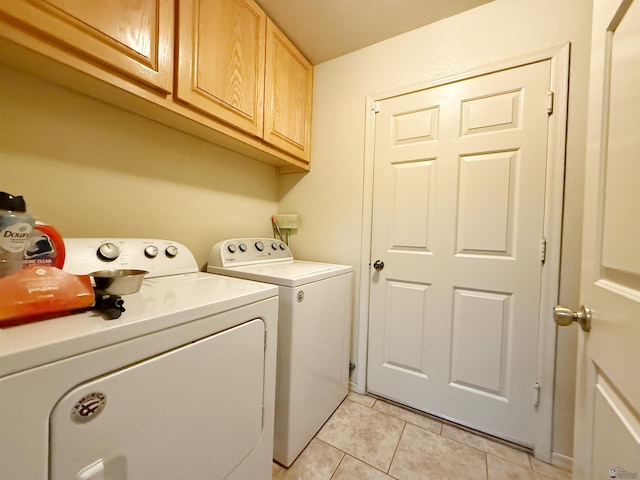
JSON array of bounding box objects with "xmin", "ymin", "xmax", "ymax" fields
[{"xmin": 553, "ymin": 305, "xmax": 592, "ymax": 332}]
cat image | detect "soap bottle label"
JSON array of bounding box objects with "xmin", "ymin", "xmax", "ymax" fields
[{"xmin": 0, "ymin": 222, "xmax": 34, "ymax": 253}]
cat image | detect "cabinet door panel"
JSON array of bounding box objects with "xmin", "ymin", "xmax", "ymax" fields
[
  {"xmin": 0, "ymin": 0, "xmax": 172, "ymax": 92},
  {"xmin": 176, "ymin": 0, "xmax": 266, "ymax": 137},
  {"xmin": 264, "ymin": 18, "xmax": 313, "ymax": 162}
]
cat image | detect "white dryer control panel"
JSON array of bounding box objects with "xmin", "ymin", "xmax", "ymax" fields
[
  {"xmin": 209, "ymin": 238, "xmax": 292, "ymax": 267},
  {"xmin": 63, "ymin": 238, "xmax": 198, "ymax": 278}
]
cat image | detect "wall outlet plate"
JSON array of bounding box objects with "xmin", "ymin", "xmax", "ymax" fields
[{"xmin": 275, "ymin": 214, "xmax": 299, "ymax": 229}]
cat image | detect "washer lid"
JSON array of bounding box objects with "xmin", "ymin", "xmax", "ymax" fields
[{"xmin": 208, "ymin": 260, "xmax": 352, "ymax": 287}]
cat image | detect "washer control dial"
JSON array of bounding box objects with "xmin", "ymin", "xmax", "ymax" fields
[
  {"xmin": 227, "ymin": 244, "xmax": 237, "ymax": 253},
  {"xmin": 239, "ymin": 243, "xmax": 247, "ymax": 252},
  {"xmin": 271, "ymin": 242, "xmax": 278, "ymax": 250},
  {"xmin": 144, "ymin": 245, "xmax": 159, "ymax": 258},
  {"xmin": 97, "ymin": 242, "xmax": 120, "ymax": 262},
  {"xmin": 165, "ymin": 245, "xmax": 179, "ymax": 258},
  {"xmin": 255, "ymin": 241, "xmax": 265, "ymax": 252}
]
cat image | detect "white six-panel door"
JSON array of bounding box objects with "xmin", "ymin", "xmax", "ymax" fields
[
  {"xmin": 367, "ymin": 60, "xmax": 552, "ymax": 447},
  {"xmin": 572, "ymin": 0, "xmax": 640, "ymax": 478}
]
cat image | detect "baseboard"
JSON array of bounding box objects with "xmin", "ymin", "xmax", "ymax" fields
[
  {"xmin": 348, "ymin": 381, "xmax": 365, "ymax": 394},
  {"xmin": 551, "ymin": 452, "xmax": 573, "ymax": 471}
]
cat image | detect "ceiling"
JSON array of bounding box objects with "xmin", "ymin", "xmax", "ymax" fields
[{"xmin": 255, "ymin": 0, "xmax": 494, "ymax": 65}]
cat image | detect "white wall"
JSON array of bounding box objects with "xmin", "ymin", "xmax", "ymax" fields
[
  {"xmin": 278, "ymin": 0, "xmax": 592, "ymax": 460},
  {"xmin": 0, "ymin": 65, "xmax": 278, "ymax": 268}
]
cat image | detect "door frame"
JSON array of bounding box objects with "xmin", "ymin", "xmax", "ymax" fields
[{"xmin": 356, "ymin": 44, "xmax": 570, "ymax": 461}]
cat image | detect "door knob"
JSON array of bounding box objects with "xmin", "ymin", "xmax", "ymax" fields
[
  {"xmin": 372, "ymin": 260, "xmax": 384, "ymax": 271},
  {"xmin": 553, "ymin": 305, "xmax": 592, "ymax": 332}
]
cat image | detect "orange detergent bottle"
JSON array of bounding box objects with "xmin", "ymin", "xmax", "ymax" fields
[{"xmin": 23, "ymin": 222, "xmax": 66, "ymax": 269}]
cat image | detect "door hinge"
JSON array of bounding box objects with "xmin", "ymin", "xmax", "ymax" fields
[
  {"xmin": 534, "ymin": 382, "xmax": 541, "ymax": 407},
  {"xmin": 546, "ymin": 91, "xmax": 554, "ymax": 115},
  {"xmin": 372, "ymin": 101, "xmax": 380, "ymax": 114},
  {"xmin": 540, "ymin": 238, "xmax": 547, "ymax": 264}
]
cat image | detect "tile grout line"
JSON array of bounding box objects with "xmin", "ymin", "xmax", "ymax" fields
[
  {"xmin": 369, "ymin": 397, "xmax": 496, "ymax": 476},
  {"xmin": 333, "ymin": 394, "xmax": 565, "ymax": 479},
  {"xmin": 318, "ymin": 400, "xmax": 403, "ymax": 478},
  {"xmin": 342, "ymin": 398, "xmax": 406, "ymax": 478},
  {"xmin": 485, "ymin": 450, "xmax": 490, "ymax": 480},
  {"xmin": 365, "ymin": 392, "xmax": 533, "ymax": 453},
  {"xmin": 327, "ymin": 449, "xmax": 347, "ymax": 480},
  {"xmin": 365, "ymin": 396, "xmax": 536, "ymax": 473},
  {"xmin": 370, "ymin": 397, "xmax": 495, "ymax": 480},
  {"xmin": 370, "ymin": 395, "xmax": 537, "ymax": 477},
  {"xmin": 385, "ymin": 417, "xmax": 407, "ymax": 479}
]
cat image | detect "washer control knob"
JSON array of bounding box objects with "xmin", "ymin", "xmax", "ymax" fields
[
  {"xmin": 144, "ymin": 245, "xmax": 159, "ymax": 258},
  {"xmin": 227, "ymin": 244, "xmax": 237, "ymax": 253},
  {"xmin": 239, "ymin": 243, "xmax": 247, "ymax": 252},
  {"xmin": 165, "ymin": 245, "xmax": 179, "ymax": 258},
  {"xmin": 279, "ymin": 243, "xmax": 286, "ymax": 250},
  {"xmin": 255, "ymin": 241, "xmax": 265, "ymax": 252},
  {"xmin": 271, "ymin": 243, "xmax": 278, "ymax": 250},
  {"xmin": 97, "ymin": 242, "xmax": 120, "ymax": 262}
]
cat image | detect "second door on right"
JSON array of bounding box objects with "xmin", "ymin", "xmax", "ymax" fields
[{"xmin": 367, "ymin": 59, "xmax": 552, "ymax": 447}]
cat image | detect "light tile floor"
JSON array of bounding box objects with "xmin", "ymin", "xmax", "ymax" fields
[{"xmin": 273, "ymin": 392, "xmax": 572, "ymax": 480}]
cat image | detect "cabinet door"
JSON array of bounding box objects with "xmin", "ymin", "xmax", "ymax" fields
[
  {"xmin": 176, "ymin": 0, "xmax": 266, "ymax": 137},
  {"xmin": 264, "ymin": 18, "xmax": 313, "ymax": 162},
  {"xmin": 0, "ymin": 0, "xmax": 173, "ymax": 92}
]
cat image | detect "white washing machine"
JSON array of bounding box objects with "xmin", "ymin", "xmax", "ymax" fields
[
  {"xmin": 208, "ymin": 238, "xmax": 352, "ymax": 467},
  {"xmin": 0, "ymin": 238, "xmax": 278, "ymax": 480}
]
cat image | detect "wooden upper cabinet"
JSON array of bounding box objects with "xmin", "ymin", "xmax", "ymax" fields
[
  {"xmin": 176, "ymin": 0, "xmax": 266, "ymax": 138},
  {"xmin": 0, "ymin": 0, "xmax": 173, "ymax": 92},
  {"xmin": 0, "ymin": 0, "xmax": 312, "ymax": 168},
  {"xmin": 176, "ymin": 2, "xmax": 312, "ymax": 161},
  {"xmin": 263, "ymin": 18, "xmax": 313, "ymax": 162}
]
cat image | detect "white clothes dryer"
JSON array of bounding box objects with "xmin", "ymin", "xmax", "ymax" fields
[
  {"xmin": 208, "ymin": 238, "xmax": 352, "ymax": 467},
  {"xmin": 0, "ymin": 238, "xmax": 278, "ymax": 480}
]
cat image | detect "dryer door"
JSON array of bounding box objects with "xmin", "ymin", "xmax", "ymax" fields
[{"xmin": 49, "ymin": 318, "xmax": 266, "ymax": 480}]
